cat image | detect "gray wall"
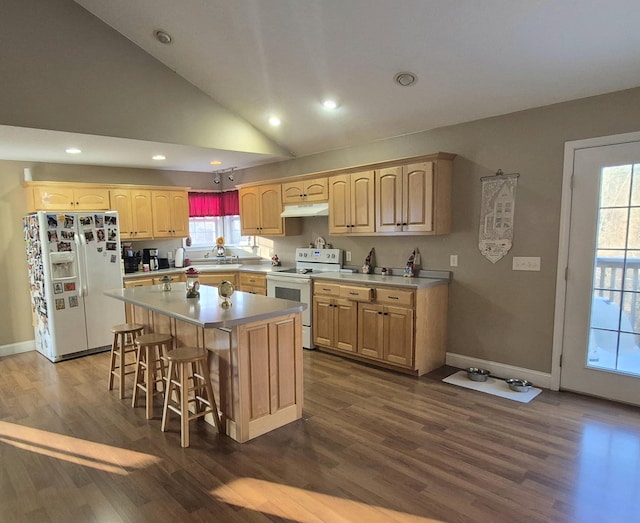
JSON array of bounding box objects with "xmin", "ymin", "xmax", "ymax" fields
[{"xmin": 238, "ymin": 88, "xmax": 640, "ymax": 373}]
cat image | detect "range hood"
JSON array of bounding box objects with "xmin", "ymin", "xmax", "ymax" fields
[{"xmin": 280, "ymin": 202, "xmax": 329, "ymax": 218}]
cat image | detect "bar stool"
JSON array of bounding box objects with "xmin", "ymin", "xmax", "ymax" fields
[
  {"xmin": 161, "ymin": 346, "xmax": 223, "ymax": 447},
  {"xmin": 108, "ymin": 323, "xmax": 144, "ymax": 399},
  {"xmin": 132, "ymin": 332, "xmax": 173, "ymax": 419}
]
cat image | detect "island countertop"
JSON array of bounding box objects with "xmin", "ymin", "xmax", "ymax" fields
[{"xmin": 105, "ymin": 282, "xmax": 306, "ymax": 329}]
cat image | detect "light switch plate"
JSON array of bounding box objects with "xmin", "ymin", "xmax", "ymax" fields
[
  {"xmin": 346, "ymin": 251, "xmax": 352, "ymax": 262},
  {"xmin": 512, "ymin": 257, "xmax": 541, "ymax": 271},
  {"xmin": 450, "ymin": 255, "xmax": 458, "ymax": 267}
]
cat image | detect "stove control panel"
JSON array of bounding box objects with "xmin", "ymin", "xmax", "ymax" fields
[{"xmin": 295, "ymin": 248, "xmax": 343, "ymax": 263}]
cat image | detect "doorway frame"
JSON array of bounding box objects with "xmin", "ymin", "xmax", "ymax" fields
[{"xmin": 551, "ymin": 129, "xmax": 640, "ymax": 391}]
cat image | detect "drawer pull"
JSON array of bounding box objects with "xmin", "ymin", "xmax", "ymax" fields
[
  {"xmin": 322, "ymin": 288, "xmax": 332, "ymax": 291},
  {"xmin": 388, "ymin": 296, "xmax": 399, "ymax": 300},
  {"xmin": 349, "ymin": 292, "xmax": 358, "ymax": 295}
]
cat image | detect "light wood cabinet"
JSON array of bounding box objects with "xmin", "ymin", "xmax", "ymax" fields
[
  {"xmin": 328, "ymin": 171, "xmax": 375, "ymax": 234},
  {"xmin": 376, "ymin": 159, "xmax": 452, "ymax": 235},
  {"xmin": 239, "ymin": 184, "xmax": 301, "ymax": 236},
  {"xmin": 111, "ymin": 189, "xmax": 153, "ymax": 240},
  {"xmin": 151, "ymin": 190, "xmax": 189, "ymax": 238},
  {"xmin": 312, "ymin": 294, "xmax": 358, "ymax": 353},
  {"xmin": 313, "ymin": 279, "xmax": 448, "ymax": 375},
  {"xmin": 282, "ymin": 178, "xmax": 328, "ymax": 204},
  {"xmin": 238, "ymin": 273, "xmax": 267, "ymax": 295},
  {"xmin": 28, "ymin": 183, "xmax": 110, "ymax": 211},
  {"xmin": 199, "ymin": 272, "xmax": 238, "ymax": 288},
  {"xmin": 358, "ymin": 302, "xmax": 414, "ymax": 367}
]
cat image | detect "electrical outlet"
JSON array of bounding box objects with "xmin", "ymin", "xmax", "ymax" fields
[
  {"xmin": 512, "ymin": 257, "xmax": 541, "ymax": 271},
  {"xmin": 346, "ymin": 251, "xmax": 352, "ymax": 262},
  {"xmin": 450, "ymin": 255, "xmax": 458, "ymax": 267}
]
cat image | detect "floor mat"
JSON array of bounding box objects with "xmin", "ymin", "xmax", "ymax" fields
[{"xmin": 442, "ymin": 370, "xmax": 542, "ymax": 403}]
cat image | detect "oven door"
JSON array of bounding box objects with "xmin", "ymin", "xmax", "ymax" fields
[{"xmin": 266, "ymin": 274, "xmax": 312, "ymax": 348}]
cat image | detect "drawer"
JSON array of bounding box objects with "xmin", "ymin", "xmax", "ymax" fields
[
  {"xmin": 313, "ymin": 282, "xmax": 341, "ymax": 297},
  {"xmin": 340, "ymin": 285, "xmax": 375, "ymax": 302},
  {"xmin": 239, "ymin": 273, "xmax": 266, "ymax": 288},
  {"xmin": 376, "ymin": 288, "xmax": 414, "ymax": 307}
]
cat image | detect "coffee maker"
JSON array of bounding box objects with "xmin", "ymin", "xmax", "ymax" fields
[
  {"xmin": 122, "ymin": 245, "xmax": 141, "ymax": 274},
  {"xmin": 143, "ymin": 248, "xmax": 159, "ymax": 271}
]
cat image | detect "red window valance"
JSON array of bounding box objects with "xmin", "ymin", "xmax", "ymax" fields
[{"xmin": 188, "ymin": 191, "xmax": 239, "ymax": 217}]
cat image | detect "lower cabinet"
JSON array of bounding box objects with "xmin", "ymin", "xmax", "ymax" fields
[
  {"xmin": 199, "ymin": 273, "xmax": 238, "ymax": 288},
  {"xmin": 358, "ymin": 303, "xmax": 413, "ymax": 367},
  {"xmin": 238, "ymin": 273, "xmax": 267, "ymax": 295},
  {"xmin": 313, "ymin": 295, "xmax": 358, "ymax": 353},
  {"xmin": 313, "ymin": 280, "xmax": 448, "ymax": 376}
]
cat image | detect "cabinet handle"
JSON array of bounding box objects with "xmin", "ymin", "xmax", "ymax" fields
[
  {"xmin": 348, "ymin": 292, "xmax": 358, "ymax": 295},
  {"xmin": 388, "ymin": 296, "xmax": 399, "ymax": 300},
  {"xmin": 322, "ymin": 288, "xmax": 332, "ymax": 291},
  {"xmin": 384, "ymin": 312, "xmax": 389, "ymax": 315},
  {"xmin": 378, "ymin": 311, "xmax": 382, "ymax": 315}
]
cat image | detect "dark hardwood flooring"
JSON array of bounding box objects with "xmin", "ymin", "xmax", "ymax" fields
[{"xmin": 2, "ymin": 349, "xmax": 640, "ymax": 522}]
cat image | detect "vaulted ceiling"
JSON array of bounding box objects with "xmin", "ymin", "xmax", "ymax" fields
[{"xmin": 4, "ymin": 0, "xmax": 640, "ymax": 172}]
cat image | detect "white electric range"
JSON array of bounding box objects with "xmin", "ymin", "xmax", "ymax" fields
[{"xmin": 266, "ymin": 248, "xmax": 343, "ymax": 349}]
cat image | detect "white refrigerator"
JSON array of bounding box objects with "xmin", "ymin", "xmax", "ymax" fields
[{"xmin": 24, "ymin": 211, "xmax": 125, "ymax": 362}]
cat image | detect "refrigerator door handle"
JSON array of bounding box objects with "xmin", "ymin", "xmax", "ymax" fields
[{"xmin": 76, "ymin": 232, "xmax": 89, "ymax": 297}]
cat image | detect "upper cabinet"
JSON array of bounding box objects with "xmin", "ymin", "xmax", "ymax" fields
[
  {"xmin": 239, "ymin": 184, "xmax": 301, "ymax": 236},
  {"xmin": 376, "ymin": 161, "xmax": 447, "ymax": 234},
  {"xmin": 151, "ymin": 190, "xmax": 189, "ymax": 238},
  {"xmin": 110, "ymin": 188, "xmax": 153, "ymax": 240},
  {"xmin": 282, "ymin": 178, "xmax": 328, "ymax": 204},
  {"xmin": 28, "ymin": 183, "xmax": 110, "ymax": 211},
  {"xmin": 328, "ymin": 171, "xmax": 375, "ymax": 235}
]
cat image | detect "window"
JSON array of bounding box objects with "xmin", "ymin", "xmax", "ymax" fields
[{"xmin": 188, "ymin": 216, "xmax": 253, "ymax": 247}]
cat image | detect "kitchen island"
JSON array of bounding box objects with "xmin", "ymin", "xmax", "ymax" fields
[{"xmin": 105, "ymin": 283, "xmax": 306, "ymax": 443}]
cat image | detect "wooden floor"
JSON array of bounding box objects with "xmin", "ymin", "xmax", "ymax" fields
[{"xmin": 2, "ymin": 350, "xmax": 640, "ymax": 523}]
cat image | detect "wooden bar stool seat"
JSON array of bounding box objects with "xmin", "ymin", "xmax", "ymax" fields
[
  {"xmin": 161, "ymin": 346, "xmax": 222, "ymax": 447},
  {"xmin": 108, "ymin": 323, "xmax": 144, "ymax": 399},
  {"xmin": 132, "ymin": 332, "xmax": 173, "ymax": 419}
]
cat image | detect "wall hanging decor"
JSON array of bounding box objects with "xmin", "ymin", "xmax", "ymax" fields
[{"xmin": 479, "ymin": 169, "xmax": 519, "ymax": 263}]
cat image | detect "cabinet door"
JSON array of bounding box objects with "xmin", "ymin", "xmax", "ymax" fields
[
  {"xmin": 376, "ymin": 167, "xmax": 403, "ymax": 232},
  {"xmin": 131, "ymin": 190, "xmax": 153, "ymax": 238},
  {"xmin": 328, "ymin": 174, "xmax": 351, "ymax": 234},
  {"xmin": 384, "ymin": 306, "xmax": 414, "ymax": 367},
  {"xmin": 258, "ymin": 185, "xmax": 283, "ymax": 235},
  {"xmin": 313, "ymin": 296, "xmax": 335, "ymax": 347},
  {"xmin": 73, "ymin": 188, "xmax": 110, "ymax": 211},
  {"xmin": 404, "ymin": 162, "xmax": 434, "ymax": 233},
  {"xmin": 304, "ymin": 178, "xmax": 328, "ymax": 202},
  {"xmin": 151, "ymin": 191, "xmax": 172, "ymax": 237},
  {"xmin": 281, "ymin": 181, "xmax": 305, "ymax": 204},
  {"xmin": 357, "ymin": 303, "xmax": 384, "ymax": 359},
  {"xmin": 32, "ymin": 186, "xmax": 75, "ymax": 210},
  {"xmin": 110, "ymin": 189, "xmax": 134, "ymax": 239},
  {"xmin": 334, "ymin": 299, "xmax": 358, "ymax": 353},
  {"xmin": 350, "ymin": 171, "xmax": 375, "ymax": 233},
  {"xmin": 239, "ymin": 188, "xmax": 261, "ymax": 235},
  {"xmin": 168, "ymin": 191, "xmax": 189, "ymax": 237}
]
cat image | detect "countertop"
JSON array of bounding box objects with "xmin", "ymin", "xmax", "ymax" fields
[
  {"xmin": 311, "ymin": 271, "xmax": 450, "ymax": 289},
  {"xmin": 105, "ymin": 283, "xmax": 306, "ymax": 328},
  {"xmin": 122, "ymin": 262, "xmax": 293, "ymax": 280}
]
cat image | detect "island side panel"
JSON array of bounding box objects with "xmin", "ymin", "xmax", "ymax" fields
[{"xmin": 237, "ymin": 312, "xmax": 303, "ymax": 443}]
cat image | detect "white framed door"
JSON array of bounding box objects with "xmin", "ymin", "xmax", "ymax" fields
[{"xmin": 554, "ymin": 134, "xmax": 640, "ymax": 404}]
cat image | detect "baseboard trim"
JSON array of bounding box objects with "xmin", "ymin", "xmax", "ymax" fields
[
  {"xmin": 0, "ymin": 339, "xmax": 35, "ymax": 358},
  {"xmin": 445, "ymin": 352, "xmax": 554, "ymax": 390}
]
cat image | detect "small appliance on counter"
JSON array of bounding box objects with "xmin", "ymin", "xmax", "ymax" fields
[
  {"xmin": 143, "ymin": 248, "xmax": 159, "ymax": 271},
  {"xmin": 175, "ymin": 247, "xmax": 185, "ymax": 268},
  {"xmin": 122, "ymin": 245, "xmax": 141, "ymax": 274}
]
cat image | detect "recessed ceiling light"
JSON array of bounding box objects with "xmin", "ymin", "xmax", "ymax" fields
[
  {"xmin": 322, "ymin": 99, "xmax": 338, "ymax": 110},
  {"xmin": 210, "ymin": 160, "xmax": 222, "ymax": 166},
  {"xmin": 394, "ymin": 72, "xmax": 417, "ymax": 87},
  {"xmin": 154, "ymin": 30, "xmax": 172, "ymax": 45},
  {"xmin": 152, "ymin": 154, "xmax": 166, "ymax": 161},
  {"xmin": 65, "ymin": 147, "xmax": 81, "ymax": 154},
  {"xmin": 268, "ymin": 116, "xmax": 281, "ymax": 127}
]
